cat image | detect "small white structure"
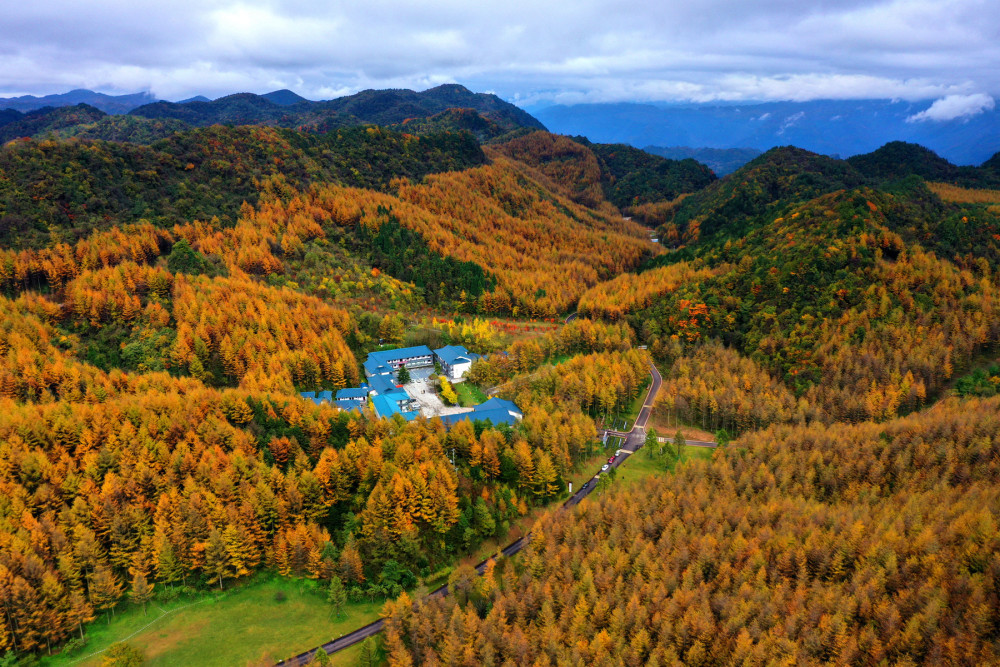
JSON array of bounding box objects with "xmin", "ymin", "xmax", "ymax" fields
[{"xmin": 433, "ymin": 345, "xmax": 481, "ymax": 380}]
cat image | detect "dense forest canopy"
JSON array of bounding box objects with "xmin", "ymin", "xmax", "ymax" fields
[{"xmin": 383, "ymin": 395, "xmax": 1000, "ymax": 666}]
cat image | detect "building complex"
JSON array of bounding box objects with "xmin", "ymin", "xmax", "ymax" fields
[{"xmin": 300, "ymin": 344, "xmax": 516, "ymax": 427}]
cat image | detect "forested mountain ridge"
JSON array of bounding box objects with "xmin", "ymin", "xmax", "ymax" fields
[
  {"xmin": 127, "ymin": 84, "xmax": 544, "ymax": 135},
  {"xmin": 580, "ymin": 145, "xmax": 1000, "ymax": 428},
  {"xmin": 0, "ymin": 125, "xmax": 486, "ymax": 249},
  {"xmin": 489, "ymin": 131, "xmax": 716, "ymax": 219},
  {"xmin": 0, "ymin": 104, "xmax": 107, "ymax": 143},
  {"xmin": 847, "ymin": 141, "xmax": 1000, "ymax": 188}
]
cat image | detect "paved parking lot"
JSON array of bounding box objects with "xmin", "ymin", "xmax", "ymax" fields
[{"xmin": 406, "ymin": 377, "xmax": 474, "ymax": 418}]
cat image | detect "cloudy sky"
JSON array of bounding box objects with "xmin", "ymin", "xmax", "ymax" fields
[{"xmin": 1, "ymin": 0, "xmax": 998, "ymax": 110}]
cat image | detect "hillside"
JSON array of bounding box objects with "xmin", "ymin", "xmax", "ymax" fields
[
  {"xmin": 383, "ymin": 395, "xmax": 1000, "ymax": 665},
  {"xmin": 490, "ymin": 131, "xmax": 715, "ymax": 215},
  {"xmin": 654, "ymin": 145, "xmax": 867, "ymax": 246},
  {"xmin": 847, "ymin": 141, "xmax": 1000, "ymax": 188},
  {"xmin": 580, "ymin": 147, "xmax": 1000, "ymax": 424},
  {"xmin": 0, "ymin": 124, "xmax": 485, "ymax": 249},
  {"xmin": 0, "ymin": 103, "xmax": 106, "ymax": 142}
]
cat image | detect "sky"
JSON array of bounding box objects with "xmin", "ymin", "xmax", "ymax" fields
[{"xmin": 1, "ymin": 0, "xmax": 998, "ymax": 116}]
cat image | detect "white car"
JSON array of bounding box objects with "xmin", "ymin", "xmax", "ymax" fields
[{"xmin": 601, "ymin": 464, "xmax": 610, "ymax": 472}]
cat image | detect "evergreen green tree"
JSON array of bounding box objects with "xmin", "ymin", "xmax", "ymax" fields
[
  {"xmin": 326, "ymin": 576, "xmax": 347, "ymax": 619},
  {"xmin": 673, "ymin": 431, "xmax": 686, "ymax": 460}
]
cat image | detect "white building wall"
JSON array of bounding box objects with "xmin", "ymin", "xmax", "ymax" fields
[{"xmin": 447, "ymin": 360, "xmax": 472, "ymax": 379}]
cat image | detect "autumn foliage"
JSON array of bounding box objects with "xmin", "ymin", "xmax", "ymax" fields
[{"xmin": 384, "ymin": 396, "xmax": 1000, "ymax": 666}]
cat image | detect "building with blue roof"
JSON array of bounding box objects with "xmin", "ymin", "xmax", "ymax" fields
[
  {"xmin": 363, "ymin": 346, "xmax": 434, "ymax": 380},
  {"xmin": 336, "ymin": 387, "xmax": 369, "ymax": 401},
  {"xmin": 366, "ymin": 373, "xmax": 399, "ymax": 395},
  {"xmin": 372, "ymin": 393, "xmax": 420, "ymax": 421},
  {"xmin": 433, "ymin": 345, "xmax": 481, "ymax": 379},
  {"xmin": 439, "ymin": 397, "xmax": 523, "ymax": 428}
]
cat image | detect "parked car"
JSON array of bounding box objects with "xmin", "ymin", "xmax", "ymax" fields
[
  {"xmin": 601, "ymin": 464, "xmax": 610, "ymax": 472},
  {"xmin": 581, "ymin": 480, "xmax": 590, "ymax": 490},
  {"xmin": 608, "ymin": 456, "xmax": 615, "ymax": 463}
]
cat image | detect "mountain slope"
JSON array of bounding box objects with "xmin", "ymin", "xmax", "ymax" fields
[
  {"xmin": 847, "ymin": 141, "xmax": 1000, "ymax": 188},
  {"xmin": 656, "ymin": 146, "xmax": 866, "ymax": 246},
  {"xmin": 0, "ymin": 104, "xmax": 106, "ymax": 142},
  {"xmin": 0, "ymin": 125, "xmax": 485, "ymax": 248},
  {"xmin": 581, "ymin": 160, "xmax": 1000, "ymax": 423},
  {"xmin": 490, "ymin": 131, "xmax": 715, "ymax": 215},
  {"xmin": 383, "ymin": 394, "xmax": 1000, "ymax": 665}
]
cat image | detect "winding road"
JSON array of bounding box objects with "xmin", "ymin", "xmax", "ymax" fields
[{"xmin": 275, "ymin": 361, "xmax": 663, "ymax": 666}]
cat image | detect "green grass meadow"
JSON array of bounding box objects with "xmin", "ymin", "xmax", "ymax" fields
[
  {"xmin": 44, "ymin": 577, "xmax": 382, "ymax": 667},
  {"xmin": 454, "ymin": 381, "xmax": 487, "ymax": 407}
]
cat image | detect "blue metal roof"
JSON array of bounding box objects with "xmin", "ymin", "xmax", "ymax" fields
[
  {"xmin": 317, "ymin": 390, "xmax": 334, "ymax": 401},
  {"xmin": 336, "ymin": 388, "xmax": 369, "ymax": 400},
  {"xmin": 434, "ymin": 345, "xmax": 473, "ymax": 365},
  {"xmin": 371, "ymin": 394, "xmax": 420, "ymax": 421},
  {"xmin": 367, "ymin": 374, "xmax": 398, "ymax": 395},
  {"xmin": 367, "ymin": 345, "xmax": 434, "ymax": 365},
  {"xmin": 300, "ymin": 391, "xmax": 317, "ymax": 399},
  {"xmin": 475, "ymin": 397, "xmax": 522, "ymax": 416},
  {"xmin": 441, "ymin": 409, "xmax": 518, "ymax": 427},
  {"xmin": 363, "ymin": 358, "xmax": 393, "ymax": 376},
  {"xmin": 336, "ymin": 398, "xmax": 365, "ymax": 411}
]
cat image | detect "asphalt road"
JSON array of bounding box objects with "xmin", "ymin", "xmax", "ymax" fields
[{"xmin": 275, "ymin": 361, "xmax": 663, "ymax": 666}]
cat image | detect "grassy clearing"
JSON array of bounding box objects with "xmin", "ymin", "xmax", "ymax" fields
[
  {"xmin": 615, "ymin": 444, "xmax": 715, "ymax": 486},
  {"xmin": 646, "ymin": 408, "xmax": 721, "ymax": 443},
  {"xmin": 43, "ymin": 577, "xmax": 383, "ymax": 667},
  {"xmin": 454, "ymin": 381, "xmax": 487, "ymax": 407}
]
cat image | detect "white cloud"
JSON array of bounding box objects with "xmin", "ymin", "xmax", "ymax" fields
[
  {"xmin": 778, "ymin": 111, "xmax": 805, "ymax": 134},
  {"xmin": 906, "ymin": 93, "xmax": 995, "ymax": 122},
  {"xmin": 0, "ymin": 0, "xmax": 998, "ymax": 105}
]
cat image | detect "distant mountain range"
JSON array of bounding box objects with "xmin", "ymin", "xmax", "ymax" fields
[
  {"xmin": 0, "ymin": 85, "xmax": 543, "ymax": 134},
  {"xmin": 0, "ymin": 89, "xmax": 157, "ymax": 114},
  {"xmin": 0, "ymin": 84, "xmax": 545, "ymax": 144},
  {"xmin": 534, "ymin": 99, "xmax": 1000, "ymax": 166},
  {"xmin": 127, "ymin": 84, "xmax": 544, "ymax": 134},
  {"xmin": 642, "ymin": 146, "xmax": 762, "ymax": 176},
  {"xmin": 6, "ymin": 86, "xmax": 1000, "ymax": 170}
]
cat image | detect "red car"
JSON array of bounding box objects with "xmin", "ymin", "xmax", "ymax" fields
[{"xmin": 608, "ymin": 456, "xmax": 615, "ymax": 463}]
